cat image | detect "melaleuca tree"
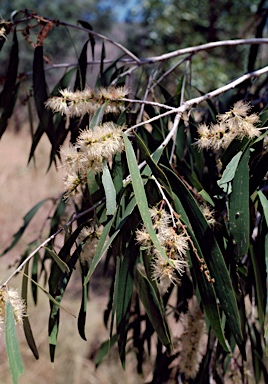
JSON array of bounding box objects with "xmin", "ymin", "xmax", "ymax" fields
[{"xmin": 1, "ymin": 8, "xmax": 268, "ymax": 384}]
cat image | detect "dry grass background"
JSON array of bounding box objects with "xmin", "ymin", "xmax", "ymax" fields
[{"xmin": 0, "ymin": 123, "xmax": 147, "ymax": 384}]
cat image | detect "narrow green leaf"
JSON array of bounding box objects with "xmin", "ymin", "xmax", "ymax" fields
[
  {"xmin": 258, "ymin": 190, "xmax": 268, "ymax": 225},
  {"xmin": 21, "ymin": 271, "xmax": 75, "ymax": 317},
  {"xmin": 87, "ymin": 169, "xmax": 100, "ymax": 195},
  {"xmin": 94, "ymin": 335, "xmax": 117, "ymax": 367},
  {"xmin": 84, "ymin": 216, "xmax": 115, "ymax": 285},
  {"xmin": 74, "ymin": 40, "xmax": 88, "ymax": 91},
  {"xmin": 217, "ymin": 151, "xmax": 242, "ymax": 193},
  {"xmin": 1, "ymin": 198, "xmax": 50, "ymax": 256},
  {"xmin": 89, "ymin": 102, "xmax": 108, "ymax": 128},
  {"xmin": 198, "ymin": 189, "xmax": 215, "ymax": 207},
  {"xmin": 102, "ymin": 161, "xmax": 117, "ymax": 216},
  {"xmin": 134, "ymin": 132, "xmax": 173, "ymax": 199},
  {"xmin": 116, "ymin": 239, "xmax": 138, "ymax": 366},
  {"xmin": 77, "ymin": 20, "xmax": 95, "ymax": 60},
  {"xmin": 134, "ymin": 267, "xmax": 172, "ymax": 352},
  {"xmin": 229, "ymin": 148, "xmax": 250, "ymax": 262},
  {"xmin": 43, "ymin": 246, "xmax": 70, "ymax": 273},
  {"xmin": 5, "ymin": 299, "xmax": 24, "ymax": 384},
  {"xmin": 51, "ymin": 67, "xmax": 77, "ymax": 96},
  {"xmin": 123, "ymin": 133, "xmax": 171, "ymax": 265},
  {"xmin": 77, "ymin": 263, "xmax": 89, "ymax": 341},
  {"xmin": 99, "ymin": 41, "xmax": 106, "ymax": 86},
  {"xmin": 21, "ymin": 262, "xmax": 39, "ymax": 359},
  {"xmin": 48, "ymin": 247, "xmax": 80, "ymax": 363},
  {"xmin": 49, "ymin": 320, "xmax": 58, "ymax": 365},
  {"xmin": 249, "ymin": 245, "xmax": 265, "ymax": 326},
  {"xmin": 28, "ymin": 123, "xmax": 45, "ymax": 163}
]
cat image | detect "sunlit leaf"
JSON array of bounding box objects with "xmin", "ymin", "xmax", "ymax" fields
[
  {"xmin": 5, "ymin": 299, "xmax": 24, "ymax": 384},
  {"xmin": 217, "ymin": 151, "xmax": 242, "ymax": 194},
  {"xmin": 102, "ymin": 161, "xmax": 117, "ymax": 215}
]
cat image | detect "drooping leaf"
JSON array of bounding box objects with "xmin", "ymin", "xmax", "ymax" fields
[
  {"xmin": 116, "ymin": 238, "xmax": 138, "ymax": 366},
  {"xmin": 77, "ymin": 262, "xmax": 89, "ymax": 341},
  {"xmin": 249, "ymin": 244, "xmax": 265, "ymax": 327},
  {"xmin": 1, "ymin": 198, "xmax": 50, "ymax": 256},
  {"xmin": 21, "ymin": 271, "xmax": 75, "ymax": 317},
  {"xmin": 217, "ymin": 151, "xmax": 243, "ymax": 194},
  {"xmin": 0, "ymin": 29, "xmax": 19, "ymax": 138},
  {"xmin": 102, "ymin": 161, "xmax": 117, "ymax": 216},
  {"xmin": 258, "ymin": 190, "xmax": 268, "ymax": 225},
  {"xmin": 134, "ymin": 267, "xmax": 172, "ymax": 353},
  {"xmin": 31, "ymin": 253, "xmax": 39, "ymax": 304},
  {"xmin": 74, "ymin": 39, "xmax": 88, "ymax": 91},
  {"xmin": 48, "ymin": 246, "xmax": 80, "ymax": 363},
  {"xmin": 94, "ymin": 334, "xmax": 117, "ymax": 367},
  {"xmin": 28, "ymin": 123, "xmax": 45, "ymax": 163},
  {"xmin": 89, "ymin": 102, "xmax": 108, "ymax": 128},
  {"xmin": 229, "ymin": 147, "xmax": 250, "ymax": 262},
  {"xmin": 87, "ymin": 169, "xmax": 100, "ymax": 195},
  {"xmin": 21, "ymin": 262, "xmax": 39, "ymax": 359},
  {"xmin": 99, "ymin": 41, "xmax": 106, "ymax": 87},
  {"xmin": 51, "ymin": 67, "xmax": 77, "ymax": 96},
  {"xmin": 5, "ymin": 299, "xmax": 24, "ymax": 384},
  {"xmin": 84, "ymin": 216, "xmax": 116, "ymax": 285},
  {"xmin": 43, "ymin": 246, "xmax": 70, "ymax": 273},
  {"xmin": 77, "ymin": 20, "xmax": 95, "ymax": 61}
]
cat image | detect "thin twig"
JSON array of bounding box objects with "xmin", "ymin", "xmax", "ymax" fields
[{"xmin": 121, "ymin": 98, "xmax": 175, "ymax": 110}]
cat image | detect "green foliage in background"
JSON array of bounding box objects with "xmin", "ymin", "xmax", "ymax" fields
[
  {"xmin": 125, "ymin": 0, "xmax": 268, "ymax": 90},
  {"xmin": 1, "ymin": 6, "xmax": 268, "ymax": 384}
]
